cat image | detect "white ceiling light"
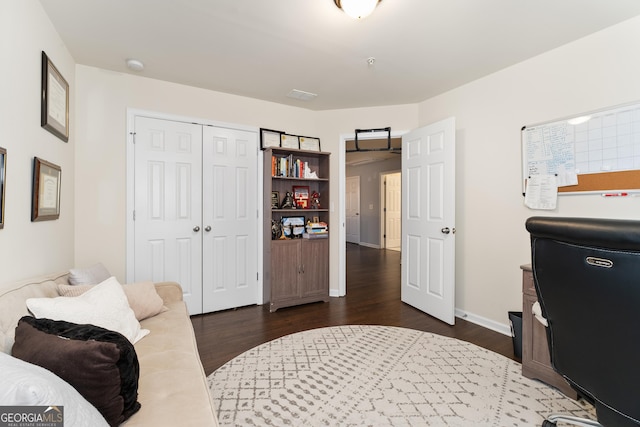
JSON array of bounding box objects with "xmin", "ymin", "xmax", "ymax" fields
[
  {"xmin": 126, "ymin": 58, "xmax": 144, "ymax": 72},
  {"xmin": 334, "ymin": 0, "xmax": 381, "ymax": 19}
]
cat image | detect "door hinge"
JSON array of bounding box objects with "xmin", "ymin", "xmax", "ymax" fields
[
  {"xmin": 257, "ymin": 272, "xmax": 259, "ymax": 281},
  {"xmin": 129, "ymin": 132, "xmax": 136, "ymax": 144},
  {"xmin": 133, "ymin": 210, "xmax": 136, "ymax": 221}
]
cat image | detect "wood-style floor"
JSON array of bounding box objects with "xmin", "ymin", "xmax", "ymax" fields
[{"xmin": 192, "ymin": 243, "xmax": 517, "ymax": 376}]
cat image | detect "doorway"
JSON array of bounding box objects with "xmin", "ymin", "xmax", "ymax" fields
[{"xmin": 341, "ymin": 130, "xmax": 406, "ymax": 298}]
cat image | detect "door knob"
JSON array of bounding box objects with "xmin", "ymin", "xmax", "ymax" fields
[
  {"xmin": 441, "ymin": 227, "xmax": 450, "ymax": 234},
  {"xmin": 205, "ymin": 226, "xmax": 212, "ymax": 232},
  {"xmin": 193, "ymin": 226, "xmax": 200, "ymax": 232}
]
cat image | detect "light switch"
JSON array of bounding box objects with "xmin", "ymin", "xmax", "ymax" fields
[{"xmin": 369, "ymin": 204, "xmax": 374, "ymax": 210}]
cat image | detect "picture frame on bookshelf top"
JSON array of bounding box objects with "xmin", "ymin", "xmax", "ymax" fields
[
  {"xmin": 260, "ymin": 128, "xmax": 283, "ymax": 150},
  {"xmin": 299, "ymin": 136, "xmax": 321, "ymax": 152}
]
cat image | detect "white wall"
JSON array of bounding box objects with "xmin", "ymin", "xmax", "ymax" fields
[
  {"xmin": 0, "ymin": 1, "xmax": 76, "ymax": 284},
  {"xmin": 417, "ymin": 16, "xmax": 640, "ymax": 330}
]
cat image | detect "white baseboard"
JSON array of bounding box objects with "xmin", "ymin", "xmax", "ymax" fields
[
  {"xmin": 358, "ymin": 242, "xmax": 380, "ymax": 249},
  {"xmin": 455, "ymin": 308, "xmax": 512, "ymax": 337}
]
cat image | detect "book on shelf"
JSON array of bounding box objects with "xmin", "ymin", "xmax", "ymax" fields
[
  {"xmin": 271, "ymin": 155, "xmax": 313, "ymax": 179},
  {"xmin": 302, "ymin": 232, "xmax": 328, "ymax": 239}
]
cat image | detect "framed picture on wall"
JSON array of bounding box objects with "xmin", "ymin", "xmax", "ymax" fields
[
  {"xmin": 32, "ymin": 157, "xmax": 61, "ymax": 222},
  {"xmin": 41, "ymin": 51, "xmax": 69, "ymax": 142},
  {"xmin": 0, "ymin": 147, "xmax": 6, "ymax": 229}
]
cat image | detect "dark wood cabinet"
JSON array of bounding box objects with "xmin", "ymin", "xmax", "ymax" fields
[
  {"xmin": 521, "ymin": 264, "xmax": 577, "ymax": 398},
  {"xmin": 263, "ymin": 148, "xmax": 330, "ymax": 312},
  {"xmin": 269, "ymin": 239, "xmax": 329, "ymax": 311}
]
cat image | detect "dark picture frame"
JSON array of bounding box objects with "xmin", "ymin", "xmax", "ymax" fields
[
  {"xmin": 0, "ymin": 147, "xmax": 6, "ymax": 229},
  {"xmin": 32, "ymin": 157, "xmax": 61, "ymax": 222},
  {"xmin": 260, "ymin": 128, "xmax": 283, "ymax": 150},
  {"xmin": 271, "ymin": 191, "xmax": 280, "ymax": 209},
  {"xmin": 281, "ymin": 215, "xmax": 305, "ymax": 238},
  {"xmin": 299, "ymin": 136, "xmax": 321, "ymax": 152},
  {"xmin": 41, "ymin": 51, "xmax": 69, "ymax": 142}
]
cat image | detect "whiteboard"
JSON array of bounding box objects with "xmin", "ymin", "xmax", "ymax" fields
[{"xmin": 522, "ymin": 101, "xmax": 640, "ymax": 194}]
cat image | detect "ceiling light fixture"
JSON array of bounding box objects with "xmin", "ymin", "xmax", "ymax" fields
[
  {"xmin": 126, "ymin": 58, "xmax": 144, "ymax": 72},
  {"xmin": 334, "ymin": 0, "xmax": 381, "ymax": 20}
]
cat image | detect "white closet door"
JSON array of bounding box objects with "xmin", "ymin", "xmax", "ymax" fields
[
  {"xmin": 202, "ymin": 126, "xmax": 258, "ymax": 312},
  {"xmin": 134, "ymin": 117, "xmax": 203, "ymax": 314}
]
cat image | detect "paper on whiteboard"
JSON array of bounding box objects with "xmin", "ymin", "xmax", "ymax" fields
[
  {"xmin": 525, "ymin": 175, "xmax": 558, "ymax": 210},
  {"xmin": 524, "ymin": 124, "xmax": 577, "ymax": 188}
]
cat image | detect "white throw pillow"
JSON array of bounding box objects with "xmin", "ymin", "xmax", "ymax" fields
[
  {"xmin": 26, "ymin": 277, "xmax": 149, "ymax": 344},
  {"xmin": 68, "ymin": 263, "xmax": 111, "ymax": 286},
  {"xmin": 0, "ymin": 352, "xmax": 109, "ymax": 426}
]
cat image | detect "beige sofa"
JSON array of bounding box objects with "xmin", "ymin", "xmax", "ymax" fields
[{"xmin": 0, "ymin": 271, "xmax": 219, "ymax": 426}]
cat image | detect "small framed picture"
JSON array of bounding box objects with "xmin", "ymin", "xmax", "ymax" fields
[
  {"xmin": 299, "ymin": 136, "xmax": 321, "ymax": 152},
  {"xmin": 260, "ymin": 128, "xmax": 283, "ymax": 150},
  {"xmin": 280, "ymin": 134, "xmax": 300, "ymax": 149},
  {"xmin": 0, "ymin": 147, "xmax": 6, "ymax": 229},
  {"xmin": 282, "ymin": 216, "xmax": 305, "ymax": 238},
  {"xmin": 271, "ymin": 191, "xmax": 280, "ymax": 209},
  {"xmin": 32, "ymin": 157, "xmax": 61, "ymax": 222},
  {"xmin": 292, "ymin": 185, "xmax": 310, "ymax": 209},
  {"xmin": 41, "ymin": 51, "xmax": 69, "ymax": 142}
]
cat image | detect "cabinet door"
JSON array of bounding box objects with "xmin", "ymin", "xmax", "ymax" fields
[
  {"xmin": 271, "ymin": 241, "xmax": 300, "ymax": 302},
  {"xmin": 300, "ymin": 239, "xmax": 329, "ymax": 298}
]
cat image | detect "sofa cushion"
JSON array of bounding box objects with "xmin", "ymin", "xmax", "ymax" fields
[
  {"xmin": 0, "ymin": 351, "xmax": 109, "ymax": 427},
  {"xmin": 26, "ymin": 277, "xmax": 149, "ymax": 344},
  {"xmin": 12, "ymin": 316, "xmax": 141, "ymax": 426},
  {"xmin": 68, "ymin": 263, "xmax": 111, "ymax": 286},
  {"xmin": 58, "ymin": 281, "xmax": 167, "ymax": 321},
  {"xmin": 0, "ymin": 272, "xmax": 68, "ymax": 354}
]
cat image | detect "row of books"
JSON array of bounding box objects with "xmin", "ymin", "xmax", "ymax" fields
[{"xmin": 272, "ymin": 155, "xmax": 309, "ymax": 178}]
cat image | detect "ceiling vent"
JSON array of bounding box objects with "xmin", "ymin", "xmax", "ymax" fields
[{"xmin": 287, "ymin": 89, "xmax": 318, "ymax": 101}]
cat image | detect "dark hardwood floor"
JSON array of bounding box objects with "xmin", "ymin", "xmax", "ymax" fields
[{"xmin": 192, "ymin": 243, "xmax": 517, "ymax": 375}]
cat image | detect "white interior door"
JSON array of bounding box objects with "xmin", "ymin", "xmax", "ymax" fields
[
  {"xmin": 401, "ymin": 117, "xmax": 456, "ymax": 325},
  {"xmin": 345, "ymin": 176, "xmax": 360, "ymax": 244},
  {"xmin": 133, "ymin": 116, "xmax": 203, "ymax": 314},
  {"xmin": 384, "ymin": 172, "xmax": 401, "ymax": 250},
  {"xmin": 201, "ymin": 126, "xmax": 258, "ymax": 312}
]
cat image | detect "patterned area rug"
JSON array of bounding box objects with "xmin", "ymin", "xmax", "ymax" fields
[{"xmin": 208, "ymin": 325, "xmax": 596, "ymax": 426}]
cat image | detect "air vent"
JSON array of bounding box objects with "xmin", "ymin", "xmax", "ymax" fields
[{"xmin": 287, "ymin": 89, "xmax": 318, "ymax": 101}]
